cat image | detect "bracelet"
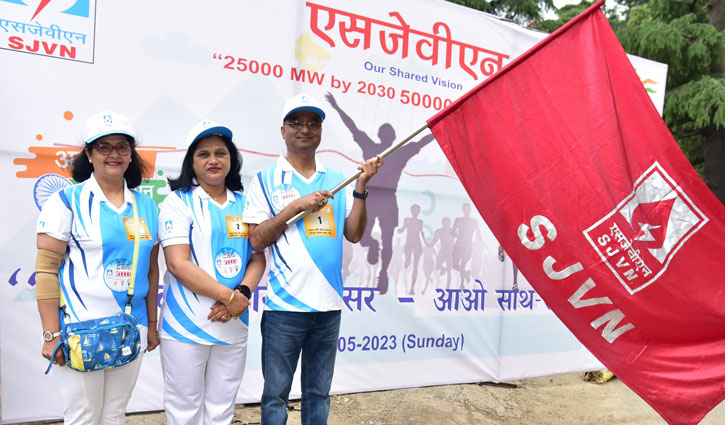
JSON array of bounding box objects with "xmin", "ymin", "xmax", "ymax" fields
[
  {"xmin": 235, "ymin": 284, "xmax": 252, "ymax": 299},
  {"xmin": 225, "ymin": 290, "xmax": 236, "ymax": 306}
]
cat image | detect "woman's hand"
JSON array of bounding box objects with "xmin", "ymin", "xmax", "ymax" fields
[
  {"xmin": 208, "ymin": 301, "xmax": 233, "ymax": 323},
  {"xmin": 42, "ymin": 337, "xmax": 65, "ymax": 366},
  {"xmin": 146, "ymin": 323, "xmax": 160, "ymax": 352}
]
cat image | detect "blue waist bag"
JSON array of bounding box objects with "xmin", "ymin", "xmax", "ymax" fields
[{"xmin": 46, "ymin": 313, "xmax": 141, "ymax": 373}]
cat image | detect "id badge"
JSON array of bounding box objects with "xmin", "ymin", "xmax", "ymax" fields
[{"xmin": 123, "ymin": 217, "xmax": 152, "ymax": 241}]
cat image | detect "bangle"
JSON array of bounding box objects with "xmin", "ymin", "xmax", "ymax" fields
[
  {"xmin": 225, "ymin": 290, "xmax": 235, "ymax": 306},
  {"xmin": 235, "ymin": 284, "xmax": 252, "ymax": 299}
]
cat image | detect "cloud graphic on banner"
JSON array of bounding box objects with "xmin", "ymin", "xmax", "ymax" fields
[
  {"xmin": 13, "ymin": 287, "xmax": 37, "ymax": 302},
  {"xmin": 295, "ymin": 33, "xmax": 330, "ymax": 71},
  {"xmin": 141, "ymin": 33, "xmax": 209, "ymax": 65}
]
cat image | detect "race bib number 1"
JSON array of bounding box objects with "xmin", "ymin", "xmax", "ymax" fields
[
  {"xmin": 304, "ymin": 205, "xmax": 336, "ymax": 237},
  {"xmin": 226, "ymin": 216, "xmax": 248, "ymax": 238}
]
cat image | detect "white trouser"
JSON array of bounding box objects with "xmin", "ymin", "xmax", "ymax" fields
[
  {"xmin": 161, "ymin": 337, "xmax": 248, "ymax": 425},
  {"xmin": 53, "ymin": 327, "xmax": 148, "ymax": 425}
]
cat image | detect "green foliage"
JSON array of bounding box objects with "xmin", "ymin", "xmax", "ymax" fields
[
  {"xmin": 618, "ymin": 7, "xmax": 723, "ymax": 87},
  {"xmin": 665, "ymin": 75, "xmax": 725, "ymax": 128},
  {"xmin": 447, "ymin": 0, "xmax": 556, "ymax": 24},
  {"xmin": 534, "ymin": 2, "xmax": 592, "ymax": 32}
]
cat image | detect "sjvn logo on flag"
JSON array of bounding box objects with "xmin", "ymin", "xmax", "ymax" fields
[{"xmin": 584, "ymin": 162, "xmax": 708, "ymax": 294}]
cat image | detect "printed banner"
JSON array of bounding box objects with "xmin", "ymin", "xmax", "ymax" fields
[
  {"xmin": 428, "ymin": 2, "xmax": 725, "ymax": 424},
  {"xmin": 0, "ymin": 0, "xmax": 667, "ymax": 422}
]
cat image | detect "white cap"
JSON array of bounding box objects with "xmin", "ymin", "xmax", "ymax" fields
[
  {"xmin": 83, "ymin": 111, "xmax": 135, "ymax": 144},
  {"xmin": 186, "ymin": 119, "xmax": 233, "ymax": 147},
  {"xmin": 282, "ymin": 93, "xmax": 325, "ymax": 121}
]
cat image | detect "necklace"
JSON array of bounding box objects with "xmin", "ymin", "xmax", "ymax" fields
[{"xmin": 204, "ymin": 187, "xmax": 226, "ymax": 202}]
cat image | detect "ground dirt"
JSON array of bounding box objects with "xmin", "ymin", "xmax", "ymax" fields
[{"xmin": 9, "ymin": 372, "xmax": 725, "ymax": 424}]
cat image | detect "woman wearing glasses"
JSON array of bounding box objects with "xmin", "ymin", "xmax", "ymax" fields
[
  {"xmin": 157, "ymin": 120, "xmax": 265, "ymax": 425},
  {"xmin": 34, "ymin": 111, "xmax": 160, "ymax": 423}
]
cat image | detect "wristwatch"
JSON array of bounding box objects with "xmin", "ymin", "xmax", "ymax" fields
[
  {"xmin": 42, "ymin": 330, "xmax": 61, "ymax": 342},
  {"xmin": 235, "ymin": 284, "xmax": 252, "ymax": 300},
  {"xmin": 352, "ymin": 190, "xmax": 368, "ymax": 200}
]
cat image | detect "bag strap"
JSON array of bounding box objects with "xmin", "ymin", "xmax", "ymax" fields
[
  {"xmin": 126, "ymin": 192, "xmax": 141, "ymax": 315},
  {"xmin": 44, "ymin": 340, "xmax": 63, "ymax": 375}
]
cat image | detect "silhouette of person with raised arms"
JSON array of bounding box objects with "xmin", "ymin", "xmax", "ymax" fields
[{"xmin": 326, "ymin": 92, "xmax": 435, "ymax": 294}]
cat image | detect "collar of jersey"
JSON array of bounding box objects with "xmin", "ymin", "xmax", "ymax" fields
[
  {"xmin": 277, "ymin": 155, "xmax": 326, "ymax": 184},
  {"xmin": 87, "ymin": 173, "xmax": 134, "ymax": 213},
  {"xmin": 191, "ymin": 179, "xmax": 235, "ymax": 203}
]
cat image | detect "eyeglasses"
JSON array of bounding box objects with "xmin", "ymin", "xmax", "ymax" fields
[
  {"xmin": 93, "ymin": 142, "xmax": 132, "ymax": 156},
  {"xmin": 284, "ymin": 120, "xmax": 322, "ymax": 130}
]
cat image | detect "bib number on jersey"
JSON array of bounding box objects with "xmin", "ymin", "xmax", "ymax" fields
[
  {"xmin": 215, "ymin": 248, "xmax": 242, "ymax": 278},
  {"xmin": 304, "ymin": 205, "xmax": 336, "ymax": 237},
  {"xmin": 123, "ymin": 217, "xmax": 152, "ymax": 241},
  {"xmin": 226, "ymin": 216, "xmax": 248, "ymax": 238},
  {"xmin": 103, "ymin": 258, "xmax": 132, "ymax": 292}
]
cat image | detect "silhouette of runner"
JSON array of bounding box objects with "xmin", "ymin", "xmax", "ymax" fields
[
  {"xmin": 397, "ymin": 204, "xmax": 426, "ymax": 294},
  {"xmin": 429, "ymin": 217, "xmax": 454, "ymax": 288},
  {"xmin": 451, "ymin": 203, "xmax": 481, "ymax": 287},
  {"xmin": 326, "ymin": 92, "xmax": 435, "ymax": 294}
]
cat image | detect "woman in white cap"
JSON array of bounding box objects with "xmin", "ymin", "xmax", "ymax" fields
[
  {"xmin": 157, "ymin": 120, "xmax": 266, "ymax": 425},
  {"xmin": 34, "ymin": 111, "xmax": 160, "ymax": 424}
]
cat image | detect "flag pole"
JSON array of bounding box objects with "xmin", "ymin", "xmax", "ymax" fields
[{"xmin": 285, "ymin": 122, "xmax": 430, "ymax": 227}]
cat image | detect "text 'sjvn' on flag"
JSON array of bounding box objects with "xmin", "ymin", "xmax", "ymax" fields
[{"xmin": 427, "ymin": 1, "xmax": 725, "ymax": 424}]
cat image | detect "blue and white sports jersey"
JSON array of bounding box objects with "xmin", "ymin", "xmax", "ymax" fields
[
  {"xmin": 158, "ymin": 185, "xmax": 253, "ymax": 345},
  {"xmin": 243, "ymin": 156, "xmax": 353, "ymax": 312},
  {"xmin": 36, "ymin": 174, "xmax": 158, "ymax": 326}
]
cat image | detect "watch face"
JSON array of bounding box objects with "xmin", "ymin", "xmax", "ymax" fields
[{"xmin": 42, "ymin": 331, "xmax": 59, "ymax": 341}]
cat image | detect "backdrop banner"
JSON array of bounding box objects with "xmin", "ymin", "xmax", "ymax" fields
[{"xmin": 0, "ymin": 0, "xmax": 667, "ymax": 422}]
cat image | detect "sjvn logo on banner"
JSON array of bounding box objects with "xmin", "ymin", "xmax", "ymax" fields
[
  {"xmin": 0, "ymin": 0, "xmax": 96, "ymax": 62},
  {"xmin": 427, "ymin": 1, "xmax": 725, "ymax": 424}
]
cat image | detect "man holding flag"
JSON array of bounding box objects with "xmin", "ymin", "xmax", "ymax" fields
[{"xmin": 243, "ymin": 93, "xmax": 383, "ymax": 424}]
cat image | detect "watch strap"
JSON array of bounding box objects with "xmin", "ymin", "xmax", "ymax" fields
[
  {"xmin": 43, "ymin": 330, "xmax": 61, "ymax": 341},
  {"xmin": 352, "ymin": 190, "xmax": 368, "ymax": 200}
]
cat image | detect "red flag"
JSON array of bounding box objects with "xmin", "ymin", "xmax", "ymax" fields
[{"xmin": 427, "ymin": 2, "xmax": 725, "ymax": 424}]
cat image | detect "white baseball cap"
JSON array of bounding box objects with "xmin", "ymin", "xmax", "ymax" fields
[
  {"xmin": 186, "ymin": 119, "xmax": 233, "ymax": 147},
  {"xmin": 282, "ymin": 93, "xmax": 325, "ymax": 121},
  {"xmin": 83, "ymin": 111, "xmax": 136, "ymax": 144}
]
